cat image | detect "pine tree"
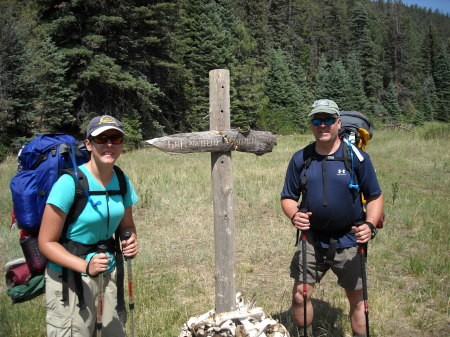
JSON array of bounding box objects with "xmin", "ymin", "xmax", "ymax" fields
[
  {"xmin": 0, "ymin": 0, "xmax": 39, "ymax": 143},
  {"xmin": 346, "ymin": 52, "xmax": 370, "ymax": 112},
  {"xmin": 433, "ymin": 42, "xmax": 450, "ymax": 122},
  {"xmin": 315, "ymin": 57, "xmax": 351, "ymax": 111},
  {"xmin": 315, "ymin": 54, "xmax": 331, "ymax": 99},
  {"xmin": 262, "ymin": 48, "xmax": 301, "ymax": 134},
  {"xmin": 32, "ymin": 38, "xmax": 77, "ymax": 132},
  {"xmin": 33, "ymin": 0, "xmax": 168, "ymax": 139},
  {"xmin": 359, "ymin": 27, "xmax": 384, "ymax": 101},
  {"xmin": 420, "ymin": 23, "xmax": 441, "ymax": 76},
  {"xmin": 384, "ymin": 81, "xmax": 402, "ymax": 122},
  {"xmin": 349, "ymin": 1, "xmax": 370, "ymax": 44},
  {"xmin": 229, "ymin": 23, "xmax": 267, "ymax": 130},
  {"xmin": 174, "ymin": 0, "xmax": 236, "ymax": 131},
  {"xmin": 329, "ymin": 60, "xmax": 352, "ymax": 110},
  {"xmin": 383, "ymin": 1, "xmax": 415, "ymax": 91},
  {"xmin": 418, "ymin": 75, "xmax": 438, "ymax": 121},
  {"xmin": 293, "ymin": 64, "xmax": 313, "ymax": 132}
]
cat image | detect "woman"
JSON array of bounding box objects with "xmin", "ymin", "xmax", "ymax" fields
[{"xmin": 39, "ymin": 115, "xmax": 139, "ymax": 337}]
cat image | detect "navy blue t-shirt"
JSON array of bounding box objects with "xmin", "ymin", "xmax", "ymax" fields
[{"xmin": 281, "ymin": 141, "xmax": 382, "ymax": 248}]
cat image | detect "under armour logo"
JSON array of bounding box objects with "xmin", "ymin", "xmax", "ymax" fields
[{"xmin": 337, "ymin": 169, "xmax": 346, "ymax": 175}]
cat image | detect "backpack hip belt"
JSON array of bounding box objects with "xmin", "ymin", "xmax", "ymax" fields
[
  {"xmin": 310, "ymin": 227, "xmax": 355, "ymax": 267},
  {"xmin": 60, "ymin": 236, "xmax": 126, "ymax": 313}
]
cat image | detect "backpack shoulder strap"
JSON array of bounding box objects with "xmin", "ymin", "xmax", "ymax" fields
[
  {"xmin": 61, "ymin": 169, "xmax": 89, "ymax": 228},
  {"xmin": 113, "ymin": 165, "xmax": 127, "ymax": 198},
  {"xmin": 298, "ymin": 142, "xmax": 316, "ymax": 212},
  {"xmin": 301, "ymin": 142, "xmax": 316, "ymax": 171}
]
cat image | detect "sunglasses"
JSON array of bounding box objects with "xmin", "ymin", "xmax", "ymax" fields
[
  {"xmin": 91, "ymin": 134, "xmax": 124, "ymax": 145},
  {"xmin": 311, "ymin": 117, "xmax": 337, "ymax": 126}
]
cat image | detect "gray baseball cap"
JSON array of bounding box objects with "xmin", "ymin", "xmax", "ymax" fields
[
  {"xmin": 309, "ymin": 99, "xmax": 340, "ymax": 117},
  {"xmin": 86, "ymin": 115, "xmax": 125, "ymax": 138}
]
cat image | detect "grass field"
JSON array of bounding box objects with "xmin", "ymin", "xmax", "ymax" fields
[{"xmin": 0, "ymin": 122, "xmax": 448, "ymax": 337}]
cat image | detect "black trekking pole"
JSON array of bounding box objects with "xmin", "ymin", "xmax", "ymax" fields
[
  {"xmin": 122, "ymin": 232, "xmax": 135, "ymax": 337},
  {"xmin": 96, "ymin": 244, "xmax": 108, "ymax": 337},
  {"xmin": 358, "ymin": 242, "xmax": 370, "ymax": 337},
  {"xmin": 299, "ymin": 207, "xmax": 308, "ymax": 337}
]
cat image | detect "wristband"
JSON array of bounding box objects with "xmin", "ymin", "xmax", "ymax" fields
[
  {"xmin": 290, "ymin": 212, "xmax": 297, "ymax": 226},
  {"xmin": 85, "ymin": 260, "xmax": 98, "ymax": 278}
]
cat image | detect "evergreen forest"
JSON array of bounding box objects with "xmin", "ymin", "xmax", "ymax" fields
[{"xmin": 1, "ymin": 0, "xmax": 449, "ymax": 160}]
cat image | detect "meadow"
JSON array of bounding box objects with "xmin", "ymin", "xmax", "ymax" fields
[{"xmin": 0, "ymin": 122, "xmax": 448, "ymax": 337}]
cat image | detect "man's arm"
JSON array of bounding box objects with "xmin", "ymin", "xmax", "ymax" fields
[
  {"xmin": 281, "ymin": 198, "xmax": 300, "ymax": 220},
  {"xmin": 365, "ymin": 194, "xmax": 384, "ymax": 228},
  {"xmin": 353, "ymin": 194, "xmax": 384, "ymax": 243}
]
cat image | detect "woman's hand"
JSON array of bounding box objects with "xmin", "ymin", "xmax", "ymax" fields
[
  {"xmin": 86, "ymin": 253, "xmax": 109, "ymax": 276},
  {"xmin": 121, "ymin": 233, "xmax": 138, "ymax": 259}
]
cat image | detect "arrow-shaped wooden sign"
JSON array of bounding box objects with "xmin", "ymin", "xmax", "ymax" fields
[{"xmin": 146, "ymin": 129, "xmax": 276, "ymax": 155}]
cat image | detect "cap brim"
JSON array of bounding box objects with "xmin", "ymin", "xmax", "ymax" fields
[
  {"xmin": 90, "ymin": 126, "xmax": 125, "ymax": 137},
  {"xmin": 308, "ymin": 107, "xmax": 340, "ymax": 117}
]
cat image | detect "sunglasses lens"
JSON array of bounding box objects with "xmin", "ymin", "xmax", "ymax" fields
[
  {"xmin": 92, "ymin": 134, "xmax": 124, "ymax": 144},
  {"xmin": 110, "ymin": 135, "xmax": 124, "ymax": 144},
  {"xmin": 312, "ymin": 118, "xmax": 336, "ymax": 126},
  {"xmin": 93, "ymin": 135, "xmax": 108, "ymax": 144}
]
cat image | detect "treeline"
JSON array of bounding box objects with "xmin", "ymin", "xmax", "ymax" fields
[{"xmin": 1, "ymin": 0, "xmax": 449, "ymax": 160}]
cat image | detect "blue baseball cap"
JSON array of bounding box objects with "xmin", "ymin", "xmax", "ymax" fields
[{"xmin": 86, "ymin": 115, "xmax": 125, "ymax": 138}]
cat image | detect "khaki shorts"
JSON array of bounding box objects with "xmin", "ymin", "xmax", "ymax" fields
[
  {"xmin": 45, "ymin": 267, "xmax": 126, "ymax": 337},
  {"xmin": 290, "ymin": 231, "xmax": 366, "ymax": 290}
]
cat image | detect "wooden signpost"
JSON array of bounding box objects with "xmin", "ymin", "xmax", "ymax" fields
[{"xmin": 146, "ymin": 69, "xmax": 276, "ymax": 313}]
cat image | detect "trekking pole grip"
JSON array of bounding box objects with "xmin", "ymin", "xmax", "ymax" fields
[
  {"xmin": 122, "ymin": 232, "xmax": 134, "ymax": 261},
  {"xmin": 97, "ymin": 244, "xmax": 108, "ymax": 254},
  {"xmin": 298, "ymin": 207, "xmax": 308, "ymax": 236}
]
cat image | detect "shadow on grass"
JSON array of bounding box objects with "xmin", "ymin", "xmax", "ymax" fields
[{"xmin": 272, "ymin": 298, "xmax": 345, "ymax": 337}]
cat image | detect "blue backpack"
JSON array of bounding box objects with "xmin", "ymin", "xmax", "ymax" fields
[{"xmin": 10, "ymin": 133, "xmax": 88, "ymax": 234}]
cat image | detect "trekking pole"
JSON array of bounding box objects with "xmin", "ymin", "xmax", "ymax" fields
[
  {"xmin": 122, "ymin": 232, "xmax": 135, "ymax": 337},
  {"xmin": 96, "ymin": 244, "xmax": 108, "ymax": 337},
  {"xmin": 299, "ymin": 207, "xmax": 308, "ymax": 337},
  {"xmin": 358, "ymin": 242, "xmax": 370, "ymax": 337}
]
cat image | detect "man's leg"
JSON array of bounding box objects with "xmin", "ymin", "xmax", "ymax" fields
[
  {"xmin": 292, "ymin": 280, "xmax": 315, "ymax": 334},
  {"xmin": 345, "ymin": 288, "xmax": 366, "ymax": 335}
]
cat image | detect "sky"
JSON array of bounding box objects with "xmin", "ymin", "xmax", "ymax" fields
[{"xmin": 398, "ymin": 0, "xmax": 450, "ymax": 15}]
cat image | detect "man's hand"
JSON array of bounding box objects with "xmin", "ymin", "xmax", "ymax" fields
[
  {"xmin": 352, "ymin": 223, "xmax": 374, "ymax": 243},
  {"xmin": 291, "ymin": 210, "xmax": 313, "ymax": 231}
]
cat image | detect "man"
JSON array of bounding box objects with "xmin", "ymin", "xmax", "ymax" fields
[{"xmin": 280, "ymin": 99, "xmax": 384, "ymax": 337}]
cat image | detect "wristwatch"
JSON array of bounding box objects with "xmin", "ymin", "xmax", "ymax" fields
[{"xmin": 364, "ymin": 221, "xmax": 377, "ymax": 239}]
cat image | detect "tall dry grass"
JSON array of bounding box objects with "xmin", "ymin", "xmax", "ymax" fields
[{"xmin": 0, "ymin": 122, "xmax": 448, "ymax": 336}]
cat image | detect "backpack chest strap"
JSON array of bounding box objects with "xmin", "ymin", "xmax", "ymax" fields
[{"xmin": 89, "ymin": 190, "xmax": 122, "ymax": 196}]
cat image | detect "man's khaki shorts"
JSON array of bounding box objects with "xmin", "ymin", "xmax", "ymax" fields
[{"xmin": 290, "ymin": 231, "xmax": 366, "ymax": 290}]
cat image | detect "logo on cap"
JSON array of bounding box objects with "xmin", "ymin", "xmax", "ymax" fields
[
  {"xmin": 98, "ymin": 116, "xmax": 118, "ymax": 125},
  {"xmin": 314, "ymin": 100, "xmax": 331, "ymax": 107}
]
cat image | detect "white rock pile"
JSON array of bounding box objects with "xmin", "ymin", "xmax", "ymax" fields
[{"xmin": 178, "ymin": 293, "xmax": 290, "ymax": 337}]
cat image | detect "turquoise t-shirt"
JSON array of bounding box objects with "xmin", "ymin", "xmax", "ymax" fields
[{"xmin": 46, "ymin": 164, "xmax": 138, "ymax": 271}]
